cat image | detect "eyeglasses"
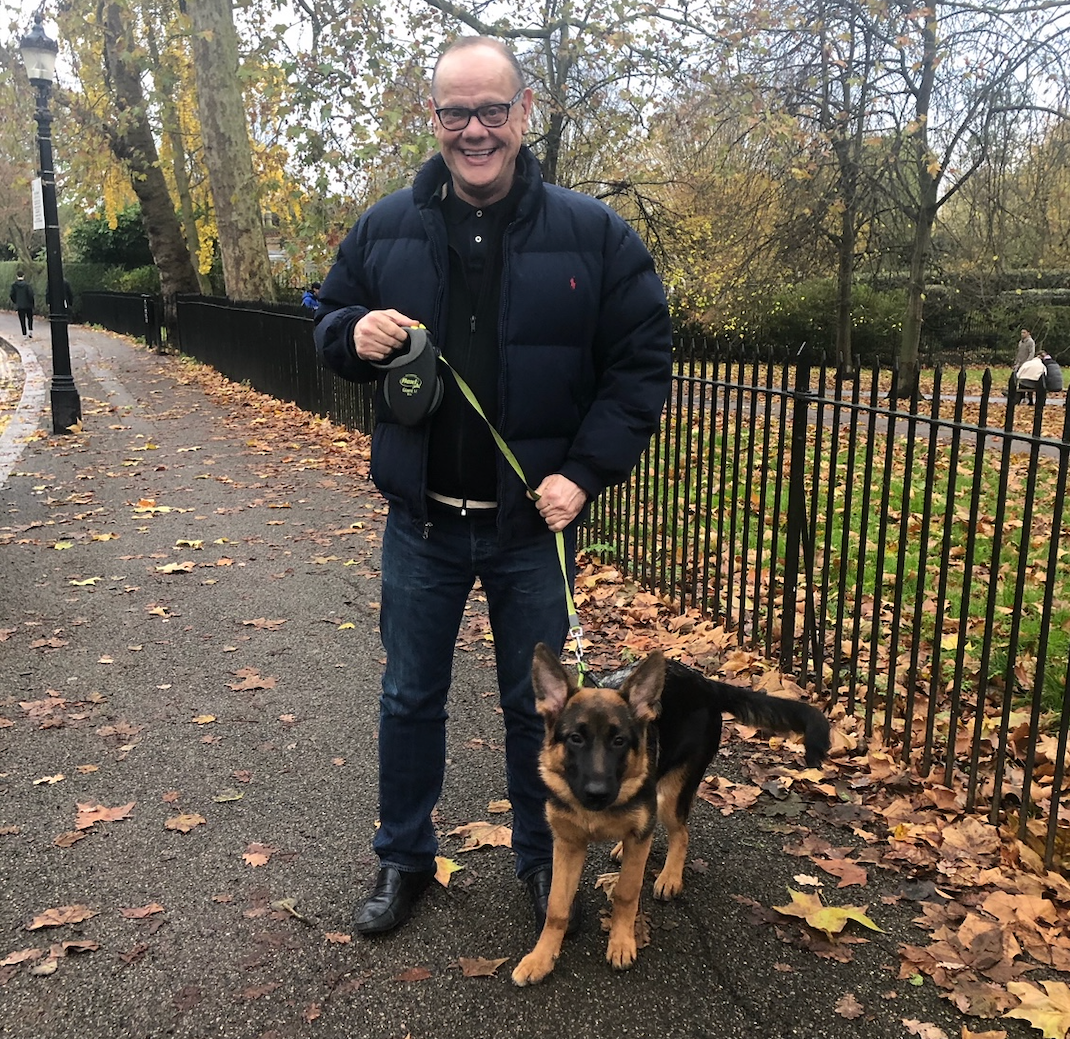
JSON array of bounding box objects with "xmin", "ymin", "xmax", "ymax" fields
[{"xmin": 433, "ymin": 90, "xmax": 524, "ymax": 131}]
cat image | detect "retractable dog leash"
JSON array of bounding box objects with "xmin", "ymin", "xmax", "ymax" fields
[{"xmin": 374, "ymin": 326, "xmax": 591, "ymax": 684}]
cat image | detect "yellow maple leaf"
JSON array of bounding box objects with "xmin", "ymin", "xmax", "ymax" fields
[
  {"xmin": 434, "ymin": 855, "xmax": 464, "ymax": 886},
  {"xmin": 773, "ymin": 889, "xmax": 884, "ymax": 939},
  {"xmin": 1006, "ymin": 980, "xmax": 1070, "ymax": 1039}
]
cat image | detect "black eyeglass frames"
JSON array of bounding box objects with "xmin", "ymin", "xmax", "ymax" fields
[{"xmin": 433, "ymin": 89, "xmax": 524, "ymax": 131}]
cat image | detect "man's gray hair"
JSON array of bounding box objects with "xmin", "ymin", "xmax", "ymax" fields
[{"xmin": 432, "ymin": 36, "xmax": 526, "ymax": 95}]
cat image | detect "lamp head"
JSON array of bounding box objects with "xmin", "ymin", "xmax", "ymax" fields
[{"xmin": 20, "ymin": 14, "xmax": 58, "ymax": 86}]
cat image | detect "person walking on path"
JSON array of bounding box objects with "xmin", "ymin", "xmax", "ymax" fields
[
  {"xmin": 9, "ymin": 271, "xmax": 34, "ymax": 337},
  {"xmin": 315, "ymin": 36, "xmax": 672, "ymax": 940},
  {"xmin": 301, "ymin": 283, "xmax": 320, "ymax": 312}
]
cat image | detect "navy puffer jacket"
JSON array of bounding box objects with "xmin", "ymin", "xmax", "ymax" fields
[{"xmin": 315, "ymin": 146, "xmax": 672, "ymax": 543}]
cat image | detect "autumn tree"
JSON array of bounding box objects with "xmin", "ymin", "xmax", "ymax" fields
[{"xmin": 187, "ymin": 0, "xmax": 275, "ymax": 301}]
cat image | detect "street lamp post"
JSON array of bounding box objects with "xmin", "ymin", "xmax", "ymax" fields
[{"xmin": 20, "ymin": 13, "xmax": 80, "ymax": 435}]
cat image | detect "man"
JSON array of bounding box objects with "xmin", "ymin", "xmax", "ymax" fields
[
  {"xmin": 314, "ymin": 36, "xmax": 672, "ymax": 938},
  {"xmin": 9, "ymin": 272, "xmax": 35, "ymax": 337},
  {"xmin": 301, "ymin": 282, "xmax": 320, "ymax": 312},
  {"xmin": 1015, "ymin": 328, "xmax": 1036, "ymax": 371}
]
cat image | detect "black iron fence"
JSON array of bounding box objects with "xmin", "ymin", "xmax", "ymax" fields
[
  {"xmin": 83, "ymin": 297, "xmax": 1070, "ymax": 867},
  {"xmin": 589, "ymin": 348, "xmax": 1070, "ymax": 866},
  {"xmin": 173, "ymin": 295, "xmax": 375, "ymax": 433},
  {"xmin": 80, "ymin": 291, "xmax": 163, "ymax": 349}
]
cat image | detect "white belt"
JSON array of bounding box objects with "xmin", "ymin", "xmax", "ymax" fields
[{"xmin": 428, "ymin": 491, "xmax": 498, "ymax": 510}]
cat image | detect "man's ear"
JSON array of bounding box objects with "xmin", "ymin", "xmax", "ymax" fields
[
  {"xmin": 531, "ymin": 643, "xmax": 574, "ymax": 723},
  {"xmin": 621, "ymin": 651, "xmax": 665, "ymax": 724}
]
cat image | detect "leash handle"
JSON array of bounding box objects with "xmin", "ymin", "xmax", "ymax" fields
[{"xmin": 439, "ymin": 354, "xmax": 589, "ymax": 681}]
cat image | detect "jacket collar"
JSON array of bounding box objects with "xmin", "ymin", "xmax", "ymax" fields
[{"xmin": 413, "ymin": 145, "xmax": 543, "ymax": 223}]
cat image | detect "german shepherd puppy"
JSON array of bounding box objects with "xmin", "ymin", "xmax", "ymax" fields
[{"xmin": 512, "ymin": 644, "xmax": 830, "ymax": 986}]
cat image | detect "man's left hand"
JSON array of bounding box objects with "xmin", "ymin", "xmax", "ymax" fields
[{"xmin": 532, "ymin": 475, "xmax": 588, "ymax": 533}]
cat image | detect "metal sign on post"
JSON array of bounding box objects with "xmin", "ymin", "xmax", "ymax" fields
[{"xmin": 31, "ymin": 177, "xmax": 44, "ymax": 230}]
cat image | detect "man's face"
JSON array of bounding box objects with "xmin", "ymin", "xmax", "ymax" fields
[{"xmin": 430, "ymin": 46, "xmax": 532, "ymax": 207}]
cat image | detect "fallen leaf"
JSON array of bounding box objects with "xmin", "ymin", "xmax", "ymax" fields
[
  {"xmin": 0, "ymin": 949, "xmax": 44, "ymax": 967},
  {"xmin": 33, "ymin": 773, "xmax": 65, "ymax": 785},
  {"xmin": 1006, "ymin": 980, "xmax": 1070, "ymax": 1039},
  {"xmin": 324, "ymin": 932, "xmax": 351, "ymax": 944},
  {"xmin": 191, "ymin": 715, "xmax": 216, "ymax": 725},
  {"xmin": 75, "ymin": 802, "xmax": 135, "ymax": 830},
  {"xmin": 773, "ymin": 889, "xmax": 884, "ymax": 939},
  {"xmin": 434, "ymin": 856, "xmax": 464, "ymax": 886},
  {"xmin": 271, "ymin": 898, "xmax": 315, "ymax": 925},
  {"xmin": 212, "ymin": 789, "xmax": 243, "ymax": 803},
  {"xmin": 26, "ymin": 905, "xmax": 96, "ymax": 930},
  {"xmin": 242, "ymin": 843, "xmax": 277, "ymax": 867},
  {"xmin": 393, "ymin": 966, "xmax": 432, "ymax": 982},
  {"xmin": 119, "ymin": 904, "xmax": 164, "ymax": 919},
  {"xmin": 459, "ymin": 956, "xmax": 509, "ymax": 978},
  {"xmin": 902, "ymin": 1021, "xmax": 948, "ymax": 1039},
  {"xmin": 835, "ymin": 993, "xmax": 864, "ymax": 1020},
  {"xmin": 164, "ymin": 813, "xmax": 206, "ymax": 833},
  {"xmin": 53, "ymin": 831, "xmax": 86, "ymax": 848},
  {"xmin": 447, "ymin": 820, "xmax": 512, "ymax": 852}
]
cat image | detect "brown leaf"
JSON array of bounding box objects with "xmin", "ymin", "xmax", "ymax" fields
[
  {"xmin": 324, "ymin": 932, "xmax": 351, "ymax": 944},
  {"xmin": 835, "ymin": 993, "xmax": 865, "ymax": 1020},
  {"xmin": 53, "ymin": 831, "xmax": 87, "ymax": 848},
  {"xmin": 902, "ymin": 1021, "xmax": 948, "ymax": 1039},
  {"xmin": 446, "ymin": 820, "xmax": 513, "ymax": 851},
  {"xmin": 303, "ymin": 1003, "xmax": 322, "ymax": 1023},
  {"xmin": 242, "ymin": 843, "xmax": 277, "ymax": 867},
  {"xmin": 120, "ymin": 903, "xmax": 165, "ymax": 919},
  {"xmin": 458, "ymin": 956, "xmax": 509, "ymax": 977},
  {"xmin": 242, "ymin": 618, "xmax": 287, "ymax": 630},
  {"xmin": 164, "ymin": 813, "xmax": 206, "ymax": 833},
  {"xmin": 75, "ymin": 801, "xmax": 135, "ymax": 830},
  {"xmin": 26, "ymin": 905, "xmax": 96, "ymax": 930},
  {"xmin": 393, "ymin": 966, "xmax": 432, "ymax": 982},
  {"xmin": 0, "ymin": 948, "xmax": 44, "ymax": 967}
]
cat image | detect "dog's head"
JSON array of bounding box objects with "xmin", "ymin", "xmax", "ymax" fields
[{"xmin": 531, "ymin": 644, "xmax": 665, "ymax": 812}]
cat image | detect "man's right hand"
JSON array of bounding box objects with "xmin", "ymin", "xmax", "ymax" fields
[{"xmin": 353, "ymin": 310, "xmax": 419, "ymax": 363}]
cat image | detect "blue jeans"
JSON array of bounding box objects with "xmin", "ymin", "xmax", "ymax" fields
[{"xmin": 374, "ymin": 502, "xmax": 575, "ymax": 879}]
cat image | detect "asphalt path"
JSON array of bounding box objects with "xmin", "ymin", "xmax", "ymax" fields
[{"xmin": 0, "ymin": 314, "xmax": 1033, "ymax": 1039}]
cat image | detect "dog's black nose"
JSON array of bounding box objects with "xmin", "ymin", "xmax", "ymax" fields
[{"xmin": 581, "ymin": 781, "xmax": 614, "ymax": 809}]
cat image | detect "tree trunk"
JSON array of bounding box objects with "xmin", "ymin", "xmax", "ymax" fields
[
  {"xmin": 899, "ymin": 202, "xmax": 934, "ymax": 397},
  {"xmin": 101, "ymin": 2, "xmax": 202, "ymax": 332},
  {"xmin": 187, "ymin": 0, "xmax": 275, "ymax": 301}
]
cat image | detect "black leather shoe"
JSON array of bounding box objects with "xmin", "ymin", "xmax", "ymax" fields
[
  {"xmin": 526, "ymin": 866, "xmax": 582, "ymax": 937},
  {"xmin": 354, "ymin": 865, "xmax": 435, "ymax": 935}
]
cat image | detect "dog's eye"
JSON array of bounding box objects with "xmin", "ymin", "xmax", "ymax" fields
[
  {"xmin": 611, "ymin": 735, "xmax": 628, "ymax": 748},
  {"xmin": 567, "ymin": 732, "xmax": 585, "ymax": 746}
]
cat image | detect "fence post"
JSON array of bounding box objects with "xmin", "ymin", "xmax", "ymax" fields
[{"xmin": 780, "ymin": 346, "xmax": 819, "ymax": 674}]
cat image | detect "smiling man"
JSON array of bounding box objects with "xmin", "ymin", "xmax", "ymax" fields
[{"xmin": 314, "ymin": 36, "xmax": 672, "ymax": 940}]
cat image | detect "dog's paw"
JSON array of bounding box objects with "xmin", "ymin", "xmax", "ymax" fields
[
  {"xmin": 512, "ymin": 951, "xmax": 556, "ymax": 986},
  {"xmin": 653, "ymin": 870, "xmax": 684, "ymax": 900},
  {"xmin": 606, "ymin": 933, "xmax": 638, "ymax": 970},
  {"xmin": 610, "ymin": 841, "xmax": 624, "ymax": 862}
]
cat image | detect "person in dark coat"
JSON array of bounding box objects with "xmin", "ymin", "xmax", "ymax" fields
[
  {"xmin": 45, "ymin": 278, "xmax": 74, "ymax": 314},
  {"xmin": 1041, "ymin": 352, "xmax": 1063, "ymax": 394},
  {"xmin": 315, "ymin": 36, "xmax": 672, "ymax": 939},
  {"xmin": 9, "ymin": 272, "xmax": 34, "ymax": 337},
  {"xmin": 300, "ymin": 283, "xmax": 320, "ymax": 312}
]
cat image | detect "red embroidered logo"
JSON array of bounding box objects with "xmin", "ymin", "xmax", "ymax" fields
[{"xmin": 569, "ymin": 277, "xmax": 576, "ymax": 290}]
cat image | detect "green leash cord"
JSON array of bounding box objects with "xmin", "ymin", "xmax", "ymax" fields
[{"xmin": 438, "ymin": 355, "xmax": 591, "ymax": 686}]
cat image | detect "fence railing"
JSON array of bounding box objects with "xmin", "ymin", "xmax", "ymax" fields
[
  {"xmin": 588, "ymin": 347, "xmax": 1070, "ymax": 866},
  {"xmin": 83, "ymin": 298, "xmax": 1070, "ymax": 867},
  {"xmin": 80, "ymin": 291, "xmax": 163, "ymax": 349},
  {"xmin": 173, "ymin": 296, "xmax": 376, "ymax": 433}
]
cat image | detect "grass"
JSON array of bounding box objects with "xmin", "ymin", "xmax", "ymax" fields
[{"xmin": 595, "ymin": 367, "xmax": 1070, "ymax": 722}]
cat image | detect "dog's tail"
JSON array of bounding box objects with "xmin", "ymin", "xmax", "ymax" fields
[{"xmin": 668, "ymin": 660, "xmax": 831, "ymax": 767}]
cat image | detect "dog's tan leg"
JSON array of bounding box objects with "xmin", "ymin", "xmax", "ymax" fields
[
  {"xmin": 512, "ymin": 840, "xmax": 586, "ymax": 986},
  {"xmin": 610, "ymin": 840, "xmax": 623, "ymax": 862},
  {"xmin": 654, "ymin": 769, "xmax": 689, "ymax": 900},
  {"xmin": 606, "ymin": 831, "xmax": 653, "ymax": 970}
]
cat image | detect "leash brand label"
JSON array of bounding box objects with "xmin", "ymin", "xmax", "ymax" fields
[{"xmin": 399, "ymin": 373, "xmax": 423, "ymax": 396}]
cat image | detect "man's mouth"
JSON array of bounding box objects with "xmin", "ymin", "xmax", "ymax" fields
[{"xmin": 462, "ymin": 148, "xmax": 496, "ymax": 159}]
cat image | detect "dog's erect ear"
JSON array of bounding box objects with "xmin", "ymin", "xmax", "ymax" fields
[
  {"xmin": 531, "ymin": 642, "xmax": 575, "ymax": 722},
  {"xmin": 621, "ymin": 651, "xmax": 665, "ymax": 723}
]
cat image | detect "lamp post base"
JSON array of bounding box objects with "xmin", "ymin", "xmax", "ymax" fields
[{"xmin": 50, "ymin": 379, "xmax": 81, "ymax": 434}]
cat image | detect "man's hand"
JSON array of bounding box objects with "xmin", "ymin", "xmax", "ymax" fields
[
  {"xmin": 533, "ymin": 474, "xmax": 587, "ymax": 533},
  {"xmin": 353, "ymin": 309, "xmax": 418, "ymax": 363}
]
